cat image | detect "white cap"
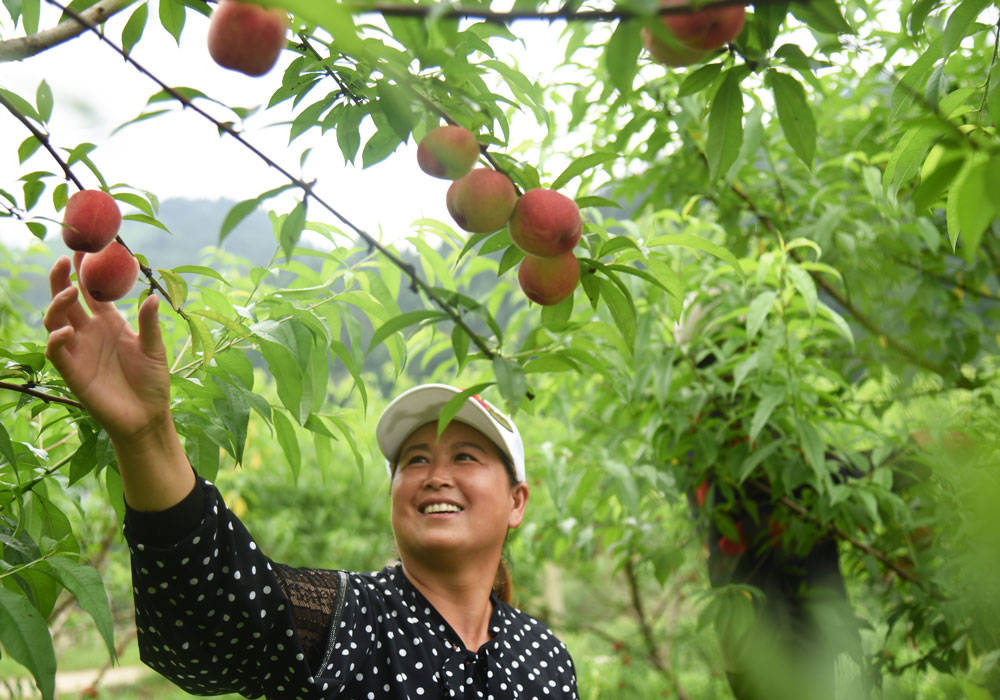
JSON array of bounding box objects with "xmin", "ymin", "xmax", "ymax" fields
[{"xmin": 376, "ymin": 384, "xmax": 525, "ymax": 482}]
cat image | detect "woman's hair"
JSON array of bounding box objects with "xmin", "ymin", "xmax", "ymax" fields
[{"xmin": 493, "ymin": 558, "xmax": 514, "ymax": 605}]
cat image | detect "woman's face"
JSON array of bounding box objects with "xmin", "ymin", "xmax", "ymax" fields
[{"xmin": 390, "ymin": 420, "xmax": 529, "ymax": 565}]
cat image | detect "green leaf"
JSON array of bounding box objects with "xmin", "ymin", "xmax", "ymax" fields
[
  {"xmin": 451, "ymin": 326, "xmax": 470, "ymax": 369},
  {"xmin": 0, "ymin": 88, "xmax": 42, "ymax": 124},
  {"xmin": 747, "ymin": 290, "xmax": 777, "ymax": 339},
  {"xmin": 0, "ymin": 422, "xmax": 16, "ymax": 469},
  {"xmin": 678, "ymin": 62, "xmax": 723, "ymax": 98},
  {"xmin": 20, "ymin": 0, "xmax": 37, "ymax": 33},
  {"xmin": 172, "ymin": 265, "xmax": 228, "ymax": 285},
  {"xmin": 654, "ymin": 233, "xmax": 744, "ymax": 278},
  {"xmin": 335, "ymin": 104, "xmax": 364, "ymax": 164},
  {"xmin": 437, "ymin": 383, "xmax": 493, "ymax": 437},
  {"xmin": 789, "ymin": 0, "xmax": 853, "ymax": 34},
  {"xmin": 786, "ymin": 264, "xmax": 817, "ymax": 316},
  {"xmin": 605, "ymin": 20, "xmax": 642, "ymax": 94},
  {"xmin": 220, "ymin": 197, "xmax": 260, "ymax": 243},
  {"xmin": 914, "ymin": 152, "xmax": 964, "ymax": 211},
  {"xmin": 493, "ymin": 356, "xmax": 527, "ymax": 412},
  {"xmin": 46, "ymin": 557, "xmax": 115, "ymax": 660},
  {"xmin": 376, "ymin": 81, "xmax": 415, "ymax": 141},
  {"xmin": 158, "ymin": 0, "xmax": 185, "ymax": 44},
  {"xmin": 368, "ymin": 310, "xmax": 446, "ymax": 353},
  {"xmin": 0, "ymin": 588, "xmax": 56, "ymax": 700},
  {"xmin": 767, "ymin": 70, "xmax": 815, "ymax": 167},
  {"xmin": 551, "ymin": 152, "xmax": 617, "ymax": 191},
  {"xmin": 706, "ymin": 69, "xmax": 744, "ymax": 180},
  {"xmin": 884, "ymin": 122, "xmax": 939, "ymax": 193},
  {"xmin": 796, "ymin": 419, "xmax": 826, "ymax": 483},
  {"xmin": 35, "ymin": 81, "xmax": 52, "ymax": 123},
  {"xmin": 122, "ymin": 2, "xmax": 149, "ymax": 55},
  {"xmin": 749, "ymin": 387, "xmax": 784, "ymax": 442},
  {"xmin": 272, "ymin": 410, "xmax": 301, "ymax": 480},
  {"xmin": 157, "ymin": 267, "xmax": 188, "ymax": 308},
  {"xmin": 947, "ymin": 155, "xmax": 995, "ymax": 262},
  {"xmin": 17, "ymin": 136, "xmax": 40, "ymax": 164},
  {"xmin": 362, "ymin": 125, "xmax": 402, "ymax": 168},
  {"xmin": 942, "ymin": 0, "xmax": 990, "ymax": 58},
  {"xmin": 596, "ymin": 276, "xmax": 637, "ymax": 352},
  {"xmin": 279, "ymin": 200, "xmax": 307, "ymax": 261},
  {"xmin": 737, "ymin": 439, "xmax": 784, "ymax": 483}
]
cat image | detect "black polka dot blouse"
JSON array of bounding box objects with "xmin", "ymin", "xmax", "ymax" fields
[{"xmin": 123, "ymin": 473, "xmax": 580, "ymax": 699}]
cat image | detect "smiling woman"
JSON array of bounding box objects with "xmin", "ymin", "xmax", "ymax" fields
[{"xmin": 41, "ymin": 255, "xmax": 578, "ymax": 698}]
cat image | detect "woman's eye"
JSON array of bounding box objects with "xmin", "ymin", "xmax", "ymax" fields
[{"xmin": 456, "ymin": 452, "xmax": 477, "ymax": 462}]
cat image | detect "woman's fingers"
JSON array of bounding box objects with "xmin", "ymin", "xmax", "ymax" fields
[
  {"xmin": 44, "ymin": 324, "xmax": 76, "ymax": 369},
  {"xmin": 48, "ymin": 256, "xmax": 89, "ymax": 329},
  {"xmin": 137, "ymin": 295, "xmax": 165, "ymax": 359},
  {"xmin": 43, "ymin": 286, "xmax": 81, "ymax": 332}
]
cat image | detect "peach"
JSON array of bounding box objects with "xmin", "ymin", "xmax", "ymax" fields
[
  {"xmin": 517, "ymin": 251, "xmax": 580, "ymax": 306},
  {"xmin": 657, "ymin": 0, "xmax": 746, "ymax": 53},
  {"xmin": 641, "ymin": 25, "xmax": 711, "ymax": 66},
  {"xmin": 446, "ymin": 168, "xmax": 517, "ymax": 233},
  {"xmin": 207, "ymin": 0, "xmax": 288, "ymax": 77},
  {"xmin": 79, "ymin": 241, "xmax": 140, "ymax": 302},
  {"xmin": 417, "ymin": 125, "xmax": 480, "ymax": 180},
  {"xmin": 509, "ymin": 188, "xmax": 582, "ymax": 257},
  {"xmin": 61, "ymin": 189, "xmax": 121, "ymax": 253}
]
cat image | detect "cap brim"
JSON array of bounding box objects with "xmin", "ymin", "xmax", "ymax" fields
[{"xmin": 376, "ymin": 384, "xmax": 524, "ymax": 482}]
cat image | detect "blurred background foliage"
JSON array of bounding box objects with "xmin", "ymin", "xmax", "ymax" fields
[{"xmin": 2, "ymin": 0, "xmax": 1000, "ymax": 697}]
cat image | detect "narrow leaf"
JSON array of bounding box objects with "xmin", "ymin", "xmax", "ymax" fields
[
  {"xmin": 0, "ymin": 588, "xmax": 56, "ymax": 700},
  {"xmin": 749, "ymin": 387, "xmax": 784, "ymax": 442},
  {"xmin": 747, "ymin": 290, "xmax": 777, "ymax": 339},
  {"xmin": 767, "ymin": 70, "xmax": 816, "ymax": 167},
  {"xmin": 46, "ymin": 557, "xmax": 115, "ymax": 660},
  {"xmin": 605, "ymin": 20, "xmax": 642, "ymax": 94},
  {"xmin": 706, "ymin": 70, "xmax": 744, "ymax": 180},
  {"xmin": 121, "ymin": 2, "xmax": 148, "ymax": 55},
  {"xmin": 272, "ymin": 410, "xmax": 301, "ymax": 480}
]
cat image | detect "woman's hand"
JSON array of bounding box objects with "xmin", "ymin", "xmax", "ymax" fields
[
  {"xmin": 44, "ymin": 254, "xmax": 195, "ymax": 511},
  {"xmin": 44, "ymin": 254, "xmax": 170, "ymax": 443}
]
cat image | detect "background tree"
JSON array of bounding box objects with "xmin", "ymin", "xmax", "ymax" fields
[{"xmin": 2, "ymin": 0, "xmax": 999, "ymax": 697}]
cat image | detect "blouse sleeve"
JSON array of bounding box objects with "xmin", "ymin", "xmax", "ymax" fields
[{"xmin": 123, "ymin": 474, "xmax": 338, "ymax": 699}]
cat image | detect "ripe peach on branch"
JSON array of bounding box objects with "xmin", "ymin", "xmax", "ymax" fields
[
  {"xmin": 445, "ymin": 168, "xmax": 517, "ymax": 233},
  {"xmin": 509, "ymin": 188, "xmax": 582, "ymax": 258},
  {"xmin": 517, "ymin": 251, "xmax": 581, "ymax": 306},
  {"xmin": 61, "ymin": 189, "xmax": 122, "ymax": 253},
  {"xmin": 207, "ymin": 0, "xmax": 288, "ymax": 77},
  {"xmin": 79, "ymin": 242, "xmax": 140, "ymax": 302},
  {"xmin": 417, "ymin": 125, "xmax": 480, "ymax": 180}
]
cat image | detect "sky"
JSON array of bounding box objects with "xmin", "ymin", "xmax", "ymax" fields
[{"xmin": 0, "ymin": 3, "xmax": 567, "ymax": 251}]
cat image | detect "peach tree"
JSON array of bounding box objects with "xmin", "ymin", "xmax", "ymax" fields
[{"xmin": 1, "ymin": 0, "xmax": 999, "ymax": 697}]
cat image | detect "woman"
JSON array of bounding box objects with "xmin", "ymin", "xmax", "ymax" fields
[{"xmin": 44, "ymin": 255, "xmax": 579, "ymax": 699}]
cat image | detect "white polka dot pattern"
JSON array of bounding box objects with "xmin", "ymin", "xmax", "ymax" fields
[{"xmin": 125, "ymin": 477, "xmax": 579, "ymax": 699}]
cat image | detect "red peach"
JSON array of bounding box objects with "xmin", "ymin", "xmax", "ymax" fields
[
  {"xmin": 446, "ymin": 168, "xmax": 517, "ymax": 233},
  {"xmin": 207, "ymin": 0, "xmax": 288, "ymax": 77},
  {"xmin": 61, "ymin": 189, "xmax": 121, "ymax": 253},
  {"xmin": 517, "ymin": 251, "xmax": 580, "ymax": 306},
  {"xmin": 509, "ymin": 188, "xmax": 582, "ymax": 258},
  {"xmin": 417, "ymin": 125, "xmax": 480, "ymax": 180},
  {"xmin": 80, "ymin": 242, "xmax": 140, "ymax": 302},
  {"xmin": 660, "ymin": 0, "xmax": 746, "ymax": 52}
]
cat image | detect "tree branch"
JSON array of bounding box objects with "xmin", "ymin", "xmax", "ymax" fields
[
  {"xmin": 0, "ymin": 0, "xmax": 133, "ymax": 62},
  {"xmin": 353, "ymin": 0, "xmax": 753, "ymax": 23},
  {"xmin": 0, "ymin": 380, "xmax": 83, "ymax": 408}
]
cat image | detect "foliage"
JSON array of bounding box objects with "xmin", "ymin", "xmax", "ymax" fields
[{"xmin": 2, "ymin": 0, "xmax": 1000, "ymax": 697}]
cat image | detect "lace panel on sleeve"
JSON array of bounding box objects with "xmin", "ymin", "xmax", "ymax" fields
[{"xmin": 272, "ymin": 564, "xmax": 342, "ymax": 671}]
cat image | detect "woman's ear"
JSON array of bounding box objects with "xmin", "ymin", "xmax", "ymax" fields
[{"xmin": 507, "ymin": 483, "xmax": 530, "ymax": 529}]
